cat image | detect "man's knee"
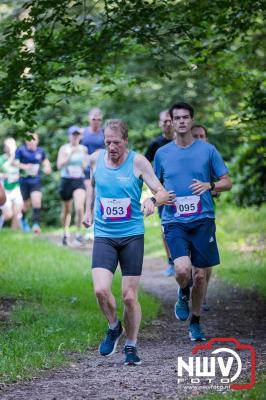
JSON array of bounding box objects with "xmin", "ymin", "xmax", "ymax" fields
[
  {"xmin": 174, "ymin": 258, "xmax": 191, "ymax": 279},
  {"xmin": 123, "ymin": 289, "xmax": 138, "ymax": 308},
  {"xmin": 193, "ymin": 269, "xmax": 206, "ymax": 286},
  {"xmin": 94, "ymin": 287, "xmax": 110, "ymax": 302}
]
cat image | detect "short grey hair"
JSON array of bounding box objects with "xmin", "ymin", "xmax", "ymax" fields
[
  {"xmin": 88, "ymin": 107, "xmax": 102, "ymax": 117},
  {"xmin": 104, "ymin": 119, "xmax": 128, "ymax": 140}
]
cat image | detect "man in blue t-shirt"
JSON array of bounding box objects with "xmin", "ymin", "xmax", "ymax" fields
[
  {"xmin": 81, "ymin": 107, "xmax": 105, "ymax": 241},
  {"xmin": 81, "ymin": 107, "xmax": 105, "ymax": 155},
  {"xmin": 154, "ymin": 102, "xmax": 232, "ymax": 341}
]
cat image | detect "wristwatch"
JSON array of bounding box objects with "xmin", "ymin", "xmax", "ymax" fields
[
  {"xmin": 150, "ymin": 196, "xmax": 156, "ymax": 205},
  {"xmin": 210, "ymin": 182, "xmax": 215, "ymax": 191}
]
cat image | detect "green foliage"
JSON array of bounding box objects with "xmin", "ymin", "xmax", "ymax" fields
[
  {"xmin": 0, "ymin": 0, "xmax": 265, "ymax": 208},
  {"xmin": 0, "ymin": 0, "xmax": 264, "ymax": 123},
  {"xmin": 229, "ymin": 138, "xmax": 266, "ymax": 206},
  {"xmin": 215, "ymin": 205, "xmax": 266, "ymax": 298}
]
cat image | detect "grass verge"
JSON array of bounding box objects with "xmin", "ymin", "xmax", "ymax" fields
[{"xmin": 0, "ymin": 230, "xmax": 159, "ymax": 382}]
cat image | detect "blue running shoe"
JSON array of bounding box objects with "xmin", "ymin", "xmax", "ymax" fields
[
  {"xmin": 163, "ymin": 264, "xmax": 175, "ymax": 277},
  {"xmin": 202, "ymin": 301, "xmax": 210, "ymax": 312},
  {"xmin": 21, "ymin": 218, "xmax": 30, "ymax": 233},
  {"xmin": 189, "ymin": 322, "xmax": 207, "ymax": 341},
  {"xmin": 99, "ymin": 321, "xmax": 123, "ymax": 356},
  {"xmin": 124, "ymin": 345, "xmax": 142, "ymax": 366},
  {"xmin": 32, "ymin": 223, "xmax": 41, "ymax": 234},
  {"xmin": 174, "ymin": 288, "xmax": 190, "ymax": 321}
]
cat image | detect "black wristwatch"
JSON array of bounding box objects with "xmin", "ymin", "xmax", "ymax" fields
[
  {"xmin": 150, "ymin": 196, "xmax": 156, "ymax": 205},
  {"xmin": 210, "ymin": 182, "xmax": 215, "ymax": 191}
]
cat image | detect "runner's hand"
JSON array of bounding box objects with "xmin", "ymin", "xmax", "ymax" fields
[
  {"xmin": 156, "ymin": 190, "xmax": 176, "ymax": 206},
  {"xmin": 141, "ymin": 198, "xmax": 155, "ymax": 217},
  {"xmin": 189, "ymin": 179, "xmax": 211, "ymax": 195},
  {"xmin": 83, "ymin": 212, "xmax": 94, "ymax": 228}
]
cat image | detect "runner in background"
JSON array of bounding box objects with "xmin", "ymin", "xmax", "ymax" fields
[
  {"xmin": 15, "ymin": 132, "xmax": 51, "ymax": 234},
  {"xmin": 0, "ymin": 138, "xmax": 23, "ymax": 229},
  {"xmin": 0, "ymin": 182, "xmax": 6, "ymax": 206},
  {"xmin": 57, "ymin": 126, "xmax": 89, "ymax": 245},
  {"xmin": 81, "ymin": 107, "xmax": 105, "ymax": 241},
  {"xmin": 81, "ymin": 107, "xmax": 105, "ymax": 154},
  {"xmin": 191, "ymin": 125, "xmax": 208, "ymax": 141},
  {"xmin": 192, "ymin": 124, "xmax": 219, "ymax": 312},
  {"xmin": 145, "ymin": 110, "xmax": 175, "ymax": 276}
]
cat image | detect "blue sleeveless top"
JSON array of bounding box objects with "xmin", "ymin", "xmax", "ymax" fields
[{"xmin": 94, "ymin": 150, "xmax": 144, "ymax": 238}]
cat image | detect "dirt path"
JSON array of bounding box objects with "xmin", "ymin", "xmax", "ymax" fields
[{"xmin": 1, "ymin": 235, "xmax": 265, "ymax": 399}]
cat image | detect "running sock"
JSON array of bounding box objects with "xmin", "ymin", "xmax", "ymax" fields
[
  {"xmin": 109, "ymin": 320, "xmax": 119, "ymax": 330},
  {"xmin": 190, "ymin": 314, "xmax": 200, "ymax": 325},
  {"xmin": 125, "ymin": 339, "xmax": 137, "ymax": 348},
  {"xmin": 168, "ymin": 257, "xmax": 174, "ymax": 265},
  {"xmin": 182, "ymin": 285, "xmax": 190, "ymax": 298},
  {"xmin": 32, "ymin": 208, "xmax": 41, "ymax": 225},
  {"xmin": 22, "ymin": 210, "xmax": 27, "ymax": 219}
]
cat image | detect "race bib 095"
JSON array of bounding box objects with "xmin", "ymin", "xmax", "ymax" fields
[{"xmin": 174, "ymin": 195, "xmax": 201, "ymax": 217}]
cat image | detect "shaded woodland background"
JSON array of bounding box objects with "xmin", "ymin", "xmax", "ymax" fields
[{"xmin": 0, "ymin": 0, "xmax": 265, "ymax": 225}]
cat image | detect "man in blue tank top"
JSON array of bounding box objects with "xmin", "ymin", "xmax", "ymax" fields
[
  {"xmin": 84, "ymin": 119, "xmax": 175, "ymax": 365},
  {"xmin": 154, "ymin": 102, "xmax": 232, "ymax": 342}
]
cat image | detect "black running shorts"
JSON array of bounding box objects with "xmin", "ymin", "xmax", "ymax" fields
[
  {"xmin": 92, "ymin": 234, "xmax": 144, "ymax": 276},
  {"xmin": 20, "ymin": 178, "xmax": 42, "ymax": 201},
  {"xmin": 59, "ymin": 178, "xmax": 85, "ymax": 201}
]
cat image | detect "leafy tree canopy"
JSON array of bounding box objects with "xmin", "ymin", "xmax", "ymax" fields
[
  {"xmin": 0, "ymin": 0, "xmax": 265, "ymax": 125},
  {"xmin": 0, "ymin": 0, "xmax": 265, "ymax": 210}
]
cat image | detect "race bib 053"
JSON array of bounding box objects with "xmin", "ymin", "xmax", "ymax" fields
[{"xmin": 100, "ymin": 197, "xmax": 132, "ymax": 221}]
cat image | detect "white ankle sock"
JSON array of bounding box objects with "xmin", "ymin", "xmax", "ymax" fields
[
  {"xmin": 125, "ymin": 339, "xmax": 136, "ymax": 347},
  {"xmin": 109, "ymin": 320, "xmax": 119, "ymax": 330}
]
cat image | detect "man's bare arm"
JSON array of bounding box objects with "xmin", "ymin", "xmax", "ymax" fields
[
  {"xmin": 83, "ymin": 152, "xmax": 99, "ymax": 227},
  {"xmin": 134, "ymin": 154, "xmax": 175, "ymax": 216},
  {"xmin": 190, "ymin": 175, "xmax": 232, "ymax": 196}
]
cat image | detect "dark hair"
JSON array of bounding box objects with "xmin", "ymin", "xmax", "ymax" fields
[
  {"xmin": 192, "ymin": 124, "xmax": 208, "ymax": 136},
  {"xmin": 169, "ymin": 102, "xmax": 194, "ymax": 119}
]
